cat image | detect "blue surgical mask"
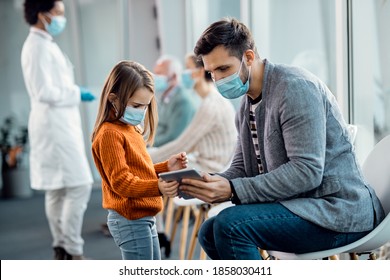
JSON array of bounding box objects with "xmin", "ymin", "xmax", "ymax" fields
[
  {"xmin": 154, "ymin": 74, "xmax": 169, "ymax": 95},
  {"xmin": 181, "ymin": 70, "xmax": 195, "ymax": 89},
  {"xmin": 43, "ymin": 15, "xmax": 67, "ymax": 37},
  {"xmin": 121, "ymin": 106, "xmax": 146, "ymax": 126},
  {"xmin": 116, "ymin": 105, "xmax": 146, "ymax": 126},
  {"xmin": 215, "ymin": 56, "xmax": 251, "ymax": 99}
]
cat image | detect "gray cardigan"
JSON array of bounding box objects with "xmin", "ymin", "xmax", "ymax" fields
[{"xmin": 221, "ymin": 59, "xmax": 385, "ymax": 233}]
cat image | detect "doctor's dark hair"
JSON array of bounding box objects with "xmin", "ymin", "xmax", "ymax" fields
[
  {"xmin": 23, "ymin": 0, "xmax": 61, "ymax": 25},
  {"xmin": 194, "ymin": 17, "xmax": 259, "ymax": 60},
  {"xmin": 91, "ymin": 61, "xmax": 158, "ymax": 145}
]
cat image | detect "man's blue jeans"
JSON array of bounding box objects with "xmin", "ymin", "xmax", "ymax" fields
[
  {"xmin": 107, "ymin": 210, "xmax": 160, "ymax": 260},
  {"xmin": 198, "ymin": 203, "xmax": 370, "ymax": 260}
]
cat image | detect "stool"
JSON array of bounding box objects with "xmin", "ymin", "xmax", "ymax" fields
[{"xmin": 166, "ymin": 197, "xmax": 208, "ymax": 259}]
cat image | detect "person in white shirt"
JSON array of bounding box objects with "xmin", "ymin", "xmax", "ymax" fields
[{"xmin": 21, "ymin": 0, "xmax": 95, "ymax": 260}]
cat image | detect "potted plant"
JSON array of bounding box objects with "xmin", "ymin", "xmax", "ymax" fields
[{"xmin": 0, "ymin": 116, "xmax": 32, "ymax": 198}]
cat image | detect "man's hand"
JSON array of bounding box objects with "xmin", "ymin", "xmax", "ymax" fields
[{"xmin": 180, "ymin": 173, "xmax": 232, "ymax": 203}]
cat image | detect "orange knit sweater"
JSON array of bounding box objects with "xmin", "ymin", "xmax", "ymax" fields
[{"xmin": 92, "ymin": 121, "xmax": 169, "ymax": 220}]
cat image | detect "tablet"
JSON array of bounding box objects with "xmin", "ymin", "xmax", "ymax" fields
[
  {"xmin": 159, "ymin": 168, "xmax": 204, "ymax": 182},
  {"xmin": 159, "ymin": 168, "xmax": 204, "ymax": 199}
]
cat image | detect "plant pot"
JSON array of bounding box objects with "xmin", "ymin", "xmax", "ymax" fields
[{"xmin": 2, "ymin": 167, "xmax": 32, "ymax": 198}]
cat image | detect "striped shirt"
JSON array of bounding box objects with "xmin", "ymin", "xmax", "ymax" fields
[{"xmin": 249, "ymin": 95, "xmax": 264, "ymax": 174}]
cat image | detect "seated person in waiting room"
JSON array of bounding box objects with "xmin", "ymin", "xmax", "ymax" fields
[
  {"xmin": 175, "ymin": 18, "xmax": 385, "ymax": 260},
  {"xmin": 152, "ymin": 55, "xmax": 198, "ymax": 147},
  {"xmin": 149, "ymin": 53, "xmax": 237, "ymax": 173},
  {"xmin": 150, "ymin": 53, "xmax": 236, "ymax": 257}
]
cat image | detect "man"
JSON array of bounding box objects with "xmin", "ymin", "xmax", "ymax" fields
[
  {"xmin": 179, "ymin": 18, "xmax": 385, "ymax": 260},
  {"xmin": 153, "ymin": 55, "xmax": 198, "ymax": 147},
  {"xmin": 21, "ymin": 0, "xmax": 95, "ymax": 259}
]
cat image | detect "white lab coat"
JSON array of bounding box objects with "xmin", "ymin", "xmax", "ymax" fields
[{"xmin": 21, "ymin": 27, "xmax": 93, "ymax": 190}]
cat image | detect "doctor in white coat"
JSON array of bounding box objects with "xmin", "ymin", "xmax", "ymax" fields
[{"xmin": 21, "ymin": 0, "xmax": 95, "ymax": 260}]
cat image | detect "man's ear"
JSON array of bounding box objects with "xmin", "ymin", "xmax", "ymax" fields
[{"xmin": 244, "ymin": 50, "xmax": 255, "ymax": 66}]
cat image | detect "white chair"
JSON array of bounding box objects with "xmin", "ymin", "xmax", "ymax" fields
[
  {"xmin": 347, "ymin": 124, "xmax": 358, "ymax": 144},
  {"xmin": 207, "ymin": 201, "xmax": 234, "ymax": 218},
  {"xmin": 164, "ymin": 197, "xmax": 209, "ymax": 260},
  {"xmin": 268, "ymin": 134, "xmax": 390, "ymax": 260}
]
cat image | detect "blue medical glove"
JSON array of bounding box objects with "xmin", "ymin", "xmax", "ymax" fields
[{"xmin": 80, "ymin": 87, "xmax": 96, "ymax": 102}]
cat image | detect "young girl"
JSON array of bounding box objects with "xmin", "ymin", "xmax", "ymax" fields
[{"xmin": 91, "ymin": 60, "xmax": 187, "ymax": 260}]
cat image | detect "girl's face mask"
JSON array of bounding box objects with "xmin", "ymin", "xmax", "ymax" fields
[
  {"xmin": 112, "ymin": 103, "xmax": 146, "ymax": 126},
  {"xmin": 120, "ymin": 106, "xmax": 147, "ymax": 126}
]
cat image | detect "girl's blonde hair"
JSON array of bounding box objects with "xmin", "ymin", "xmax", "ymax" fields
[{"xmin": 91, "ymin": 60, "xmax": 158, "ymax": 145}]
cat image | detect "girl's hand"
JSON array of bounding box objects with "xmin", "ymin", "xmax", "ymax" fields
[
  {"xmin": 167, "ymin": 152, "xmax": 188, "ymax": 171},
  {"xmin": 158, "ymin": 177, "xmax": 179, "ymax": 197}
]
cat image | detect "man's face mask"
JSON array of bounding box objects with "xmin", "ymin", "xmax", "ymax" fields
[
  {"xmin": 214, "ymin": 55, "xmax": 251, "ymax": 99},
  {"xmin": 154, "ymin": 74, "xmax": 169, "ymax": 95}
]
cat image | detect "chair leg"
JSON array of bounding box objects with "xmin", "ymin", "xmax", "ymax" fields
[
  {"xmin": 164, "ymin": 198, "xmax": 175, "ymax": 237},
  {"xmin": 179, "ymin": 206, "xmax": 191, "ymax": 260},
  {"xmin": 369, "ymin": 252, "xmax": 377, "ymax": 260},
  {"xmin": 187, "ymin": 205, "xmax": 208, "ymax": 260},
  {"xmin": 349, "ymin": 253, "xmax": 359, "ymax": 260},
  {"xmin": 259, "ymin": 249, "xmax": 271, "ymax": 260},
  {"xmin": 200, "ymin": 248, "xmax": 207, "ymax": 260},
  {"xmin": 170, "ymin": 206, "xmax": 183, "ymax": 250}
]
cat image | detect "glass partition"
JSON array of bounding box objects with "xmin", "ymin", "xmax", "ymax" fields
[
  {"xmin": 351, "ymin": 0, "xmax": 390, "ymax": 163},
  {"xmin": 251, "ymin": 0, "xmax": 344, "ymax": 108}
]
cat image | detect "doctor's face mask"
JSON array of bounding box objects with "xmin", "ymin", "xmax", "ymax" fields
[{"xmin": 45, "ymin": 15, "xmax": 67, "ymax": 36}]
